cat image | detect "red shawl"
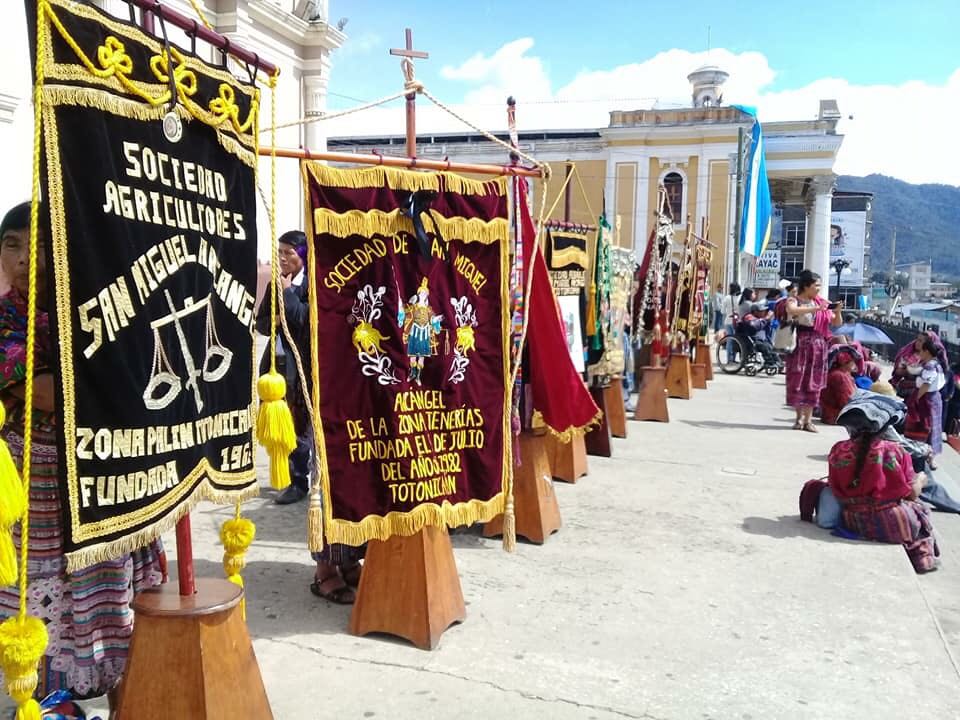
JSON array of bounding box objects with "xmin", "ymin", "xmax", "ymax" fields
[{"xmin": 519, "ymin": 182, "xmax": 600, "ymax": 438}]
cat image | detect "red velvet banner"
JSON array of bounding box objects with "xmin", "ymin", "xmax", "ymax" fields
[{"xmin": 303, "ymin": 163, "xmax": 510, "ymax": 544}]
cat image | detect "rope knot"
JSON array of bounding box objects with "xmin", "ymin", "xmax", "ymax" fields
[
  {"xmin": 96, "ymin": 36, "xmax": 133, "ymax": 77},
  {"xmin": 150, "ymin": 47, "xmax": 198, "ymax": 101}
]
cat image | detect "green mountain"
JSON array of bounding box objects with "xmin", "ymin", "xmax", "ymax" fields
[{"xmin": 837, "ymin": 174, "xmax": 960, "ymax": 280}]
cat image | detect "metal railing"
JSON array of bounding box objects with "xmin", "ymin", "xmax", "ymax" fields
[{"xmin": 861, "ymin": 318, "xmax": 960, "ymax": 363}]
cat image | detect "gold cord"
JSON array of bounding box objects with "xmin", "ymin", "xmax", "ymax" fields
[
  {"xmin": 269, "ymin": 72, "xmax": 279, "ymax": 371},
  {"xmin": 187, "ymin": 0, "xmax": 213, "ymax": 29},
  {"xmin": 20, "ymin": 0, "xmax": 48, "ymax": 621}
]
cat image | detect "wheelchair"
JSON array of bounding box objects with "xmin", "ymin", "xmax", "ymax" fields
[{"xmin": 716, "ymin": 331, "xmax": 784, "ymax": 376}]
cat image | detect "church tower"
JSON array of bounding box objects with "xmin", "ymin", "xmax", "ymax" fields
[{"xmin": 686, "ymin": 65, "xmax": 729, "ymax": 108}]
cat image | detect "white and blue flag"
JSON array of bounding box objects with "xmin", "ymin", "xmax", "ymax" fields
[{"xmin": 734, "ymin": 105, "xmax": 772, "ymax": 257}]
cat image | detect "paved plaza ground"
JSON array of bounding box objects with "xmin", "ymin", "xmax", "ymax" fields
[{"xmin": 6, "ymin": 366, "xmax": 960, "ymax": 719}]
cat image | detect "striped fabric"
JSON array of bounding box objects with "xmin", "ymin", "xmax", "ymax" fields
[
  {"xmin": 0, "ymin": 426, "xmax": 165, "ymax": 699},
  {"xmin": 841, "ymin": 497, "xmax": 938, "ymax": 573}
]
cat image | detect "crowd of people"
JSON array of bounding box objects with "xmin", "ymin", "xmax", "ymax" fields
[{"xmin": 778, "ymin": 270, "xmax": 960, "ymax": 575}]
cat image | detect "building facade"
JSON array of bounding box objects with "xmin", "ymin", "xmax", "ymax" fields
[
  {"xmin": 329, "ymin": 66, "xmax": 845, "ymax": 295},
  {"xmin": 0, "ymin": 0, "xmax": 344, "ymax": 258}
]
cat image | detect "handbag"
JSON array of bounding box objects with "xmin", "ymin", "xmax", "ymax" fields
[{"xmin": 772, "ymin": 323, "xmax": 796, "ymax": 353}]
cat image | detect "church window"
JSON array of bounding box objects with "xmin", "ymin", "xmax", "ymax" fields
[{"xmin": 663, "ymin": 172, "xmax": 684, "ymax": 222}]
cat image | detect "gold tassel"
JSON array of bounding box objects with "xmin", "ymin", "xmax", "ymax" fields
[
  {"xmin": 0, "ymin": 616, "xmax": 48, "ymax": 720},
  {"xmin": 220, "ymin": 515, "xmax": 255, "ymax": 621},
  {"xmin": 501, "ymin": 493, "xmax": 517, "ymax": 553},
  {"xmin": 256, "ymin": 372, "xmax": 296, "ymax": 490},
  {"xmin": 0, "ymin": 404, "xmax": 25, "ymax": 587},
  {"xmin": 306, "ymin": 484, "xmax": 324, "ymax": 553}
]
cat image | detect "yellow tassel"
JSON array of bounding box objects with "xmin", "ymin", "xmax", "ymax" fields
[
  {"xmin": 256, "ymin": 372, "xmax": 296, "ymax": 491},
  {"xmin": 0, "ymin": 615, "xmax": 48, "ymax": 720},
  {"xmin": 306, "ymin": 486, "xmax": 324, "ymax": 553},
  {"xmin": 221, "ymin": 516, "xmax": 255, "ymax": 621},
  {"xmin": 501, "ymin": 494, "xmax": 517, "ymax": 553},
  {"xmin": 0, "ymin": 404, "xmax": 25, "ymax": 588},
  {"xmin": 0, "ymin": 535, "xmax": 16, "ymax": 588}
]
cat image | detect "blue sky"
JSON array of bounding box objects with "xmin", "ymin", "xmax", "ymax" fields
[{"xmin": 327, "ymin": 0, "xmax": 959, "ymax": 109}]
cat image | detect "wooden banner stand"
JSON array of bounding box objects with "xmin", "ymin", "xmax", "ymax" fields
[
  {"xmin": 694, "ymin": 342, "xmax": 714, "ymax": 381},
  {"xmin": 584, "ymin": 386, "xmax": 612, "ymax": 457},
  {"xmin": 603, "ymin": 379, "xmax": 628, "ymax": 438},
  {"xmin": 634, "ymin": 365, "xmax": 669, "ymax": 422},
  {"xmin": 116, "ymin": 579, "xmax": 272, "ymax": 719},
  {"xmin": 349, "ymin": 526, "xmax": 466, "ymax": 650},
  {"xmin": 665, "ymin": 353, "xmax": 694, "ymax": 399},
  {"xmin": 545, "ymin": 431, "xmax": 588, "ymax": 483},
  {"xmin": 484, "ymin": 430, "xmax": 561, "ymax": 544},
  {"xmin": 691, "ymin": 363, "xmax": 708, "ymax": 389}
]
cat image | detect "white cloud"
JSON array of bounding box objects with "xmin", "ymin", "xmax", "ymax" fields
[
  {"xmin": 337, "ymin": 31, "xmax": 382, "ymax": 57},
  {"xmin": 324, "ymin": 41, "xmax": 960, "ymax": 186}
]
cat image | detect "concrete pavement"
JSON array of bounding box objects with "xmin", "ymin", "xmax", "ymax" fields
[{"xmin": 6, "ymin": 367, "xmax": 960, "ymax": 719}]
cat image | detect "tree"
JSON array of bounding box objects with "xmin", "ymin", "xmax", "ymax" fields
[{"xmin": 870, "ymin": 271, "xmax": 890, "ymax": 284}]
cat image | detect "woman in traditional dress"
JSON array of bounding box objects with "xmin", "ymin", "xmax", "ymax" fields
[
  {"xmin": 830, "ymin": 403, "xmax": 939, "ymax": 573},
  {"xmin": 819, "ymin": 349, "xmax": 859, "ymax": 425},
  {"xmin": 905, "ymin": 335, "xmax": 946, "ymax": 458},
  {"xmin": 891, "ymin": 330, "xmax": 948, "ymax": 398},
  {"xmin": 0, "ymin": 203, "xmax": 165, "ymax": 710},
  {"xmin": 784, "ymin": 270, "xmax": 843, "ymax": 432}
]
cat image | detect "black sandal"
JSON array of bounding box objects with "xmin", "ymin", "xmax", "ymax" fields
[{"xmin": 309, "ymin": 575, "xmax": 355, "ymax": 605}]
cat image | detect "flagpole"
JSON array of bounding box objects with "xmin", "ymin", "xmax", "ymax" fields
[{"xmin": 733, "ymin": 125, "xmax": 745, "ymax": 286}]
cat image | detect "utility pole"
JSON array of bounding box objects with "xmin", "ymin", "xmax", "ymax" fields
[
  {"xmin": 890, "ymin": 225, "xmax": 897, "ymax": 278},
  {"xmin": 732, "ymin": 125, "xmax": 745, "ymax": 285}
]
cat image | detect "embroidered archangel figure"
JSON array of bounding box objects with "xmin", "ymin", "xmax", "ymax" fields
[{"xmin": 399, "ymin": 277, "xmax": 443, "ymax": 385}]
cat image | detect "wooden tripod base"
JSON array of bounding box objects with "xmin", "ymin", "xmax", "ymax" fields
[
  {"xmin": 584, "ymin": 386, "xmax": 612, "ymax": 457},
  {"xmin": 484, "ymin": 431, "xmax": 561, "ymax": 544},
  {"xmin": 634, "ymin": 365, "xmax": 669, "ymax": 422},
  {"xmin": 544, "ymin": 431, "xmax": 588, "ymax": 483},
  {"xmin": 603, "ymin": 380, "xmax": 628, "ymax": 438},
  {"xmin": 691, "ymin": 363, "xmax": 708, "ymax": 389},
  {"xmin": 349, "ymin": 526, "xmax": 465, "ymax": 650},
  {"xmin": 694, "ymin": 342, "xmax": 714, "ymax": 381},
  {"xmin": 665, "ymin": 353, "xmax": 694, "ymax": 399},
  {"xmin": 116, "ymin": 578, "xmax": 272, "ymax": 720}
]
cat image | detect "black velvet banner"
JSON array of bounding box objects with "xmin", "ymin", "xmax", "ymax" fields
[{"xmin": 35, "ymin": 0, "xmax": 260, "ymax": 568}]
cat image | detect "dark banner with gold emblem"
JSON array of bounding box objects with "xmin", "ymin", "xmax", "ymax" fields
[
  {"xmin": 303, "ymin": 163, "xmax": 510, "ymax": 545},
  {"xmin": 34, "ymin": 0, "xmax": 259, "ymax": 569}
]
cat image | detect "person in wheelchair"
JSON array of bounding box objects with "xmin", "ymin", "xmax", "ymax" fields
[{"xmin": 736, "ymin": 303, "xmax": 781, "ymax": 369}]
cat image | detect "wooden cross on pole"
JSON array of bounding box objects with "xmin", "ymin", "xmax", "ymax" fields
[{"xmin": 390, "ymin": 29, "xmax": 428, "ymax": 158}]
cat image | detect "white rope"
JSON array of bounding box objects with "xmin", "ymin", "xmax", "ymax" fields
[
  {"xmin": 418, "ymin": 86, "xmax": 549, "ymax": 178},
  {"xmin": 259, "ymin": 74, "xmax": 550, "ymax": 180},
  {"xmin": 260, "ymin": 88, "xmax": 411, "ymax": 134}
]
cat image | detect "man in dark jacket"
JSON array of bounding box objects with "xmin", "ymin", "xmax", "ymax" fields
[{"xmin": 256, "ymin": 230, "xmax": 311, "ymax": 504}]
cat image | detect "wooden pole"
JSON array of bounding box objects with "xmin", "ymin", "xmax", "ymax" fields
[
  {"xmin": 259, "ymin": 145, "xmax": 541, "ymax": 177},
  {"xmin": 389, "ymin": 29, "xmax": 429, "ymax": 159},
  {"xmin": 127, "ymin": 0, "xmax": 278, "ymax": 75}
]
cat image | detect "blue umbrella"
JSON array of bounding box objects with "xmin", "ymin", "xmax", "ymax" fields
[{"xmin": 832, "ymin": 323, "xmax": 894, "ymax": 345}]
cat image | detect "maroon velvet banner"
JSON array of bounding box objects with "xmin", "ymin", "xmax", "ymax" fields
[{"xmin": 303, "ymin": 163, "xmax": 511, "ymax": 544}]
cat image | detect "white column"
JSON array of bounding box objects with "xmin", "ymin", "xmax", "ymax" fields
[
  {"xmin": 302, "ymin": 61, "xmax": 330, "ymax": 151},
  {"xmin": 804, "ymin": 175, "xmax": 834, "ymax": 297}
]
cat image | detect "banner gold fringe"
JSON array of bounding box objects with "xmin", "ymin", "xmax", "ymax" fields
[
  {"xmin": 313, "ymin": 207, "xmax": 508, "ymax": 245},
  {"xmin": 532, "ymin": 408, "xmax": 604, "ymax": 443},
  {"xmin": 303, "ymin": 162, "xmax": 508, "ymax": 197},
  {"xmin": 324, "ymin": 493, "xmax": 505, "ymax": 547},
  {"xmin": 63, "ymin": 480, "xmax": 259, "ymax": 573},
  {"xmin": 42, "ymin": 85, "xmax": 257, "ymax": 169}
]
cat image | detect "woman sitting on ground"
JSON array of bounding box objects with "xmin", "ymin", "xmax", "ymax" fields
[
  {"xmin": 828, "ymin": 405, "xmax": 939, "ymax": 574},
  {"xmin": 819, "ymin": 349, "xmax": 859, "ymax": 425}
]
